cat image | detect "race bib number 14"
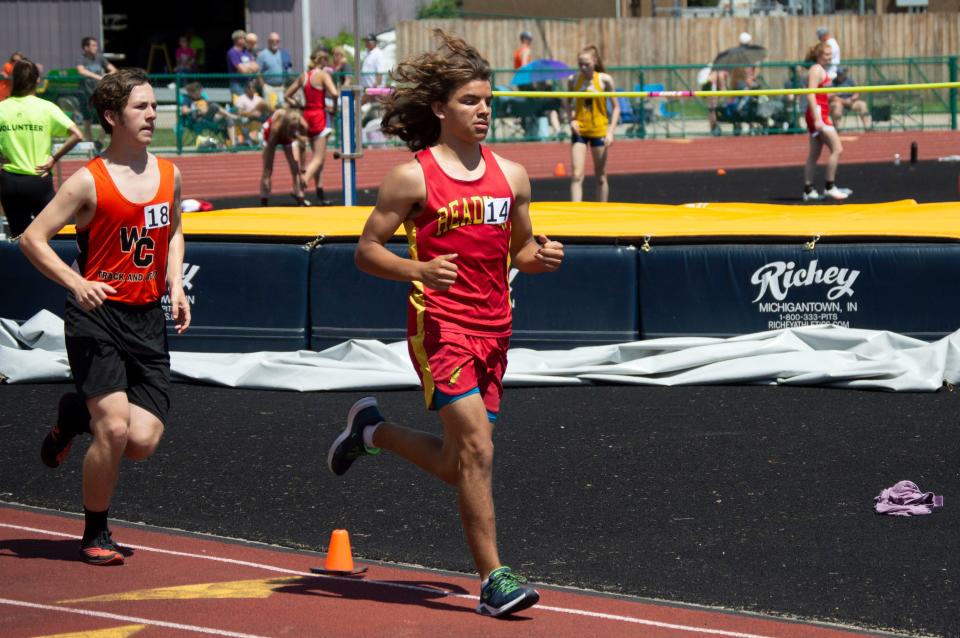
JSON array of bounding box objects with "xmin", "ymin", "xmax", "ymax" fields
[
  {"xmin": 483, "ymin": 197, "xmax": 511, "ymax": 225},
  {"xmin": 143, "ymin": 202, "xmax": 171, "ymax": 229}
]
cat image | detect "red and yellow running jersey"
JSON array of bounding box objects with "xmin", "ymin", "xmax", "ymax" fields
[
  {"xmin": 75, "ymin": 156, "xmax": 174, "ymax": 305},
  {"xmin": 406, "ymin": 145, "xmax": 513, "ymax": 337}
]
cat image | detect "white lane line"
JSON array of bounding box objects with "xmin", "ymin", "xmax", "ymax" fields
[
  {"xmin": 0, "ymin": 521, "xmax": 786, "ymax": 637},
  {"xmin": 0, "ymin": 598, "xmax": 269, "ymax": 638}
]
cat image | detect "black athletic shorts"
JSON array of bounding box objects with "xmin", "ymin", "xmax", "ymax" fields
[
  {"xmin": 64, "ymin": 295, "xmax": 171, "ymax": 424},
  {"xmin": 0, "ymin": 170, "xmax": 55, "ymax": 237}
]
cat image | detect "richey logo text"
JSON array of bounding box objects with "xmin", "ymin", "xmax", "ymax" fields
[{"xmin": 750, "ymin": 259, "xmax": 859, "ymax": 302}]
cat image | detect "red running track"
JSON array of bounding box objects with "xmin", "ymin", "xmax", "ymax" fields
[
  {"xmin": 59, "ymin": 131, "xmax": 960, "ymax": 201},
  {"xmin": 0, "ymin": 504, "xmax": 893, "ymax": 638}
]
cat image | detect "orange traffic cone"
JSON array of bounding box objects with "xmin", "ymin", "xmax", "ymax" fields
[
  {"xmin": 554, "ymin": 162, "xmax": 566, "ymax": 177},
  {"xmin": 310, "ymin": 529, "xmax": 368, "ymax": 575}
]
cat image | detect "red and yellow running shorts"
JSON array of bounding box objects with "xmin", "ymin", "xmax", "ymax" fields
[{"xmin": 407, "ymin": 329, "xmax": 509, "ymax": 416}]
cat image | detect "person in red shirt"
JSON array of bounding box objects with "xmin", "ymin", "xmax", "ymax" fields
[
  {"xmin": 283, "ymin": 47, "xmax": 339, "ymax": 205},
  {"xmin": 326, "ymin": 30, "xmax": 563, "ymax": 618},
  {"xmin": 513, "ymin": 31, "xmax": 533, "ymax": 70},
  {"xmin": 20, "ymin": 68, "xmax": 190, "ymax": 566},
  {"xmin": 802, "ymin": 41, "xmax": 848, "ymax": 202},
  {"xmin": 0, "ymin": 51, "xmax": 24, "ymax": 101}
]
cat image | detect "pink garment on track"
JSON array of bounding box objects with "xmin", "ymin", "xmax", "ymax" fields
[{"xmin": 874, "ymin": 480, "xmax": 944, "ymax": 516}]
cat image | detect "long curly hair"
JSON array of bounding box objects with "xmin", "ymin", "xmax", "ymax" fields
[
  {"xmin": 805, "ymin": 42, "xmax": 830, "ymax": 65},
  {"xmin": 380, "ymin": 30, "xmax": 491, "ymax": 152}
]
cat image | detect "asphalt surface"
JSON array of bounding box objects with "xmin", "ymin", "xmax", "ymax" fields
[
  {"xmin": 1, "ymin": 383, "xmax": 957, "ymax": 636},
  {"xmin": 212, "ymin": 159, "xmax": 960, "ymax": 209}
]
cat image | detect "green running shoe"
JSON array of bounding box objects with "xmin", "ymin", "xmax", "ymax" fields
[{"xmin": 477, "ymin": 566, "xmax": 540, "ymax": 617}]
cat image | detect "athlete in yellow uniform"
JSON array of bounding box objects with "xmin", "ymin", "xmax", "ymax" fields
[{"xmin": 566, "ymin": 45, "xmax": 619, "ymax": 202}]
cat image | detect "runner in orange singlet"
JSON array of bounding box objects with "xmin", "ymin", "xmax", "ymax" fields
[
  {"xmin": 326, "ymin": 30, "xmax": 564, "ymax": 618},
  {"xmin": 20, "ymin": 68, "xmax": 190, "ymax": 566}
]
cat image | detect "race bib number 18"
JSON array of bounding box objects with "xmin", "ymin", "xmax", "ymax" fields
[
  {"xmin": 143, "ymin": 202, "xmax": 171, "ymax": 229},
  {"xmin": 483, "ymin": 197, "xmax": 511, "ymax": 225}
]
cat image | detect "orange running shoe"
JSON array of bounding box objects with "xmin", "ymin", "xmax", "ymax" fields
[{"xmin": 80, "ymin": 530, "xmax": 125, "ymax": 566}]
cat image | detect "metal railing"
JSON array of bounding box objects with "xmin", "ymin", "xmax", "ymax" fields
[{"xmin": 34, "ymin": 56, "xmax": 959, "ymax": 153}]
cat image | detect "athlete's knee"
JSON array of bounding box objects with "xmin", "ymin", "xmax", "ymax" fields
[
  {"xmin": 124, "ymin": 437, "xmax": 159, "ymax": 460},
  {"xmin": 92, "ymin": 418, "xmax": 129, "ymax": 452},
  {"xmin": 458, "ymin": 436, "xmax": 494, "ymax": 473},
  {"xmin": 125, "ymin": 420, "xmax": 164, "ymax": 460}
]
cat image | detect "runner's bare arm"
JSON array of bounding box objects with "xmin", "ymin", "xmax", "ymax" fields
[
  {"xmin": 807, "ymin": 65, "xmax": 823, "ymax": 124},
  {"xmin": 167, "ymin": 167, "xmax": 190, "ymax": 333},
  {"xmin": 322, "ymin": 70, "xmax": 339, "ymax": 103},
  {"xmin": 500, "ymin": 156, "xmax": 564, "ymax": 273},
  {"xmin": 19, "ymin": 168, "xmax": 117, "ymax": 308},
  {"xmin": 284, "ymin": 75, "xmax": 304, "ymax": 106},
  {"xmin": 355, "ymin": 161, "xmax": 458, "ymax": 291}
]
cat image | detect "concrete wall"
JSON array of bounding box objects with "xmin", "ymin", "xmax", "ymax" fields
[{"xmin": 0, "ymin": 0, "xmax": 102, "ymax": 71}]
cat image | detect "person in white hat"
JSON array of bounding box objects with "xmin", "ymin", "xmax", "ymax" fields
[{"xmin": 816, "ymin": 26, "xmax": 840, "ymax": 80}]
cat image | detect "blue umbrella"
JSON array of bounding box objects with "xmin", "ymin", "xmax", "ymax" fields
[{"xmin": 511, "ymin": 59, "xmax": 573, "ymax": 87}]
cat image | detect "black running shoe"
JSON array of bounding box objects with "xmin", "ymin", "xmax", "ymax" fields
[
  {"xmin": 477, "ymin": 566, "xmax": 540, "ymax": 617},
  {"xmin": 80, "ymin": 529, "xmax": 124, "ymax": 566},
  {"xmin": 40, "ymin": 393, "xmax": 84, "ymax": 469},
  {"xmin": 327, "ymin": 397, "xmax": 383, "ymax": 476}
]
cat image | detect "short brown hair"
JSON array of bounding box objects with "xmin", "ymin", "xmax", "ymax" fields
[
  {"xmin": 89, "ymin": 68, "xmax": 151, "ymax": 134},
  {"xmin": 380, "ymin": 30, "xmax": 490, "ymax": 152},
  {"xmin": 11, "ymin": 58, "xmax": 39, "ymax": 97}
]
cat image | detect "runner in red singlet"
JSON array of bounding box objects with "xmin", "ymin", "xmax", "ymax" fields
[
  {"xmin": 20, "ymin": 68, "xmax": 190, "ymax": 566},
  {"xmin": 802, "ymin": 42, "xmax": 849, "ymax": 201},
  {"xmin": 284, "ymin": 48, "xmax": 339, "ymax": 205},
  {"xmin": 260, "ymin": 106, "xmax": 310, "ymax": 206},
  {"xmin": 326, "ymin": 30, "xmax": 564, "ymax": 618}
]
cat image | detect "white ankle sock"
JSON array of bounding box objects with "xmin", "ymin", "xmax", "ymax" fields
[{"xmin": 362, "ymin": 424, "xmax": 380, "ymax": 449}]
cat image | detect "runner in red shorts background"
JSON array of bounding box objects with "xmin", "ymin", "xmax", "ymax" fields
[{"xmin": 802, "ymin": 41, "xmax": 849, "ymax": 202}]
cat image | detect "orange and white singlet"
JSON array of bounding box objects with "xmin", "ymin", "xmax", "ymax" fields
[{"xmin": 75, "ymin": 156, "xmax": 174, "ymax": 305}]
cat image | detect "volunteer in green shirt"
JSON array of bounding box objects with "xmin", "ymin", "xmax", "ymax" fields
[{"xmin": 0, "ymin": 58, "xmax": 83, "ymax": 236}]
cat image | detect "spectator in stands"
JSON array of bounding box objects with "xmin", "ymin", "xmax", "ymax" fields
[
  {"xmin": 0, "ymin": 58, "xmax": 84, "ymax": 236},
  {"xmin": 360, "ymin": 33, "xmax": 384, "ymax": 102},
  {"xmin": 257, "ymin": 32, "xmax": 293, "ymax": 108},
  {"xmin": 187, "ymin": 29, "xmax": 206, "ymax": 71},
  {"xmin": 567, "ymin": 45, "xmax": 619, "ymax": 203},
  {"xmin": 245, "ymin": 32, "xmax": 261, "ymax": 58},
  {"xmin": 829, "ymin": 67, "xmax": 872, "ymax": 131},
  {"xmin": 514, "ymin": 31, "xmax": 533, "ymax": 69},
  {"xmin": 227, "ymin": 30, "xmax": 259, "ymax": 100},
  {"xmin": 727, "ymin": 65, "xmax": 762, "ymax": 135},
  {"xmin": 1, "ymin": 52, "xmax": 25, "ymax": 101},
  {"xmin": 816, "ymin": 26, "xmax": 840, "ymax": 80},
  {"xmin": 698, "ymin": 64, "xmax": 727, "ymax": 136},
  {"xmin": 332, "ymin": 46, "xmax": 353, "ymax": 87},
  {"xmin": 236, "ymin": 79, "xmax": 272, "ymax": 144},
  {"xmin": 77, "ymin": 36, "xmax": 117, "ymax": 143},
  {"xmin": 260, "ymin": 107, "xmax": 310, "ymax": 206},
  {"xmin": 181, "ymin": 81, "xmax": 239, "ymax": 147},
  {"xmin": 174, "ymin": 36, "xmax": 196, "ymax": 73}
]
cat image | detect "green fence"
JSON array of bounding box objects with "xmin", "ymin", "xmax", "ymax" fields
[{"xmin": 36, "ymin": 57, "xmax": 959, "ymax": 154}]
